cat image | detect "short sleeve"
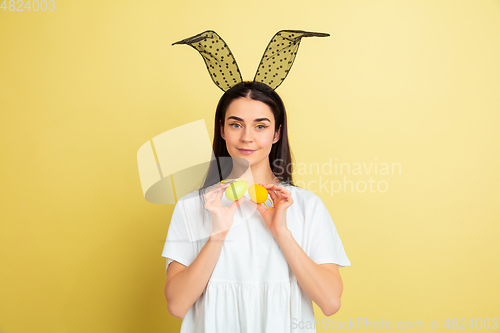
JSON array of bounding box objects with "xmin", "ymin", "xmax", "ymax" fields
[
  {"xmin": 161, "ymin": 200, "xmax": 197, "ymax": 274},
  {"xmin": 306, "ymin": 196, "xmax": 351, "ymax": 268}
]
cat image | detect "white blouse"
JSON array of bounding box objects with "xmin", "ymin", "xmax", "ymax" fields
[{"xmin": 162, "ymin": 183, "xmax": 351, "ymax": 333}]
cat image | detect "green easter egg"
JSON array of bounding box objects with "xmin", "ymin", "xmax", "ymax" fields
[{"xmin": 225, "ymin": 181, "xmax": 247, "ymax": 201}]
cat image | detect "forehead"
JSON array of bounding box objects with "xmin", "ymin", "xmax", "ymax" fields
[{"xmin": 225, "ymin": 97, "xmax": 274, "ymax": 122}]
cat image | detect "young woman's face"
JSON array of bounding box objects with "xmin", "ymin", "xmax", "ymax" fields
[{"xmin": 220, "ymin": 97, "xmax": 281, "ymax": 167}]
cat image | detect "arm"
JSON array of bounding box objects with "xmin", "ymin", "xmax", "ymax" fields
[
  {"xmin": 164, "ymin": 183, "xmax": 244, "ymax": 319},
  {"xmin": 164, "ymin": 232, "xmax": 227, "ymax": 319},
  {"xmin": 274, "ymin": 229, "xmax": 343, "ymax": 316},
  {"xmin": 250, "ymin": 184, "xmax": 344, "ymax": 316}
]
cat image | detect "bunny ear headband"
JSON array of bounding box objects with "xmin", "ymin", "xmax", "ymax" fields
[{"xmin": 172, "ymin": 29, "xmax": 330, "ymax": 92}]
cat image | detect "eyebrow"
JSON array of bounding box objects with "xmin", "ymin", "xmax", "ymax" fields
[{"xmin": 227, "ymin": 116, "xmax": 271, "ymax": 122}]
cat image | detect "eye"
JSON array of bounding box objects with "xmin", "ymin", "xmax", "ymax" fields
[
  {"xmin": 230, "ymin": 123, "xmax": 242, "ymax": 128},
  {"xmin": 256, "ymin": 124, "xmax": 269, "ymax": 130}
]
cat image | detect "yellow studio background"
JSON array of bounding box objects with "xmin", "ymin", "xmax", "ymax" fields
[{"xmin": 1, "ymin": 0, "xmax": 499, "ymax": 332}]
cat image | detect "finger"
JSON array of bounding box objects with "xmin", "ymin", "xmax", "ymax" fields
[
  {"xmin": 259, "ymin": 184, "xmax": 285, "ymax": 203},
  {"xmin": 279, "ymin": 194, "xmax": 294, "ymax": 209},
  {"xmin": 266, "ymin": 188, "xmax": 278, "ymax": 203},
  {"xmin": 251, "ymin": 199, "xmax": 268, "ymax": 215},
  {"xmin": 206, "ymin": 191, "xmax": 220, "ymax": 206},
  {"xmin": 209, "ymin": 182, "xmax": 230, "ymax": 193},
  {"xmin": 204, "ymin": 197, "xmax": 216, "ymax": 210},
  {"xmin": 205, "ymin": 190, "xmax": 219, "ymax": 203},
  {"xmin": 206, "ymin": 184, "xmax": 220, "ymax": 194},
  {"xmin": 229, "ymin": 195, "xmax": 246, "ymax": 212},
  {"xmin": 206, "ymin": 183, "xmax": 229, "ymax": 199},
  {"xmin": 205, "ymin": 184, "xmax": 230, "ymax": 207},
  {"xmin": 277, "ymin": 186, "xmax": 290, "ymax": 195},
  {"xmin": 274, "ymin": 186, "xmax": 292, "ymax": 203},
  {"xmin": 269, "ymin": 184, "xmax": 289, "ymax": 195},
  {"xmin": 280, "ymin": 193, "xmax": 293, "ymax": 204},
  {"xmin": 275, "ymin": 186, "xmax": 284, "ymax": 200},
  {"xmin": 261, "ymin": 184, "xmax": 282, "ymax": 196},
  {"xmin": 205, "ymin": 189, "xmax": 217, "ymax": 202},
  {"xmin": 216, "ymin": 185, "xmax": 228, "ymax": 200},
  {"xmin": 204, "ymin": 185, "xmax": 221, "ymax": 200}
]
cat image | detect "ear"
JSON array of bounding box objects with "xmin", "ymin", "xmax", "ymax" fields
[
  {"xmin": 220, "ymin": 120, "xmax": 225, "ymax": 140},
  {"xmin": 272, "ymin": 125, "xmax": 282, "ymax": 144},
  {"xmin": 252, "ymin": 30, "xmax": 330, "ymax": 90},
  {"xmin": 172, "ymin": 30, "xmax": 243, "ymax": 92}
]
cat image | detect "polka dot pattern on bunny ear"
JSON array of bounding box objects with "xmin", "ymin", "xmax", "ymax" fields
[
  {"xmin": 172, "ymin": 30, "xmax": 243, "ymax": 92},
  {"xmin": 252, "ymin": 30, "xmax": 330, "ymax": 90}
]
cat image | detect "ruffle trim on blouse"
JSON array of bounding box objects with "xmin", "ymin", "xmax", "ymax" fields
[{"xmin": 179, "ymin": 278, "xmax": 317, "ymax": 333}]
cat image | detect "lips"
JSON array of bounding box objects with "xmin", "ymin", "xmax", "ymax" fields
[{"xmin": 237, "ymin": 148, "xmax": 257, "ymax": 155}]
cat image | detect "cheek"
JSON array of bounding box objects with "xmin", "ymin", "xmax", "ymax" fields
[
  {"xmin": 226, "ymin": 132, "xmax": 237, "ymax": 143},
  {"xmin": 260, "ymin": 133, "xmax": 276, "ymax": 147},
  {"xmin": 223, "ymin": 128, "xmax": 234, "ymax": 141},
  {"xmin": 224, "ymin": 132, "xmax": 240, "ymax": 149}
]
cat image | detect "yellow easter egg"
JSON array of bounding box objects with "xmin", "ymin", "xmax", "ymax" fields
[
  {"xmin": 225, "ymin": 181, "xmax": 247, "ymax": 201},
  {"xmin": 248, "ymin": 184, "xmax": 268, "ymax": 204}
]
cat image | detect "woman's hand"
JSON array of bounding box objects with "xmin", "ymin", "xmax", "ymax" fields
[
  {"xmin": 204, "ymin": 182, "xmax": 245, "ymax": 238},
  {"xmin": 249, "ymin": 184, "xmax": 293, "ymax": 237}
]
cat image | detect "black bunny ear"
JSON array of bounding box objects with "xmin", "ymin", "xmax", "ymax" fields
[
  {"xmin": 253, "ymin": 30, "xmax": 330, "ymax": 90},
  {"xmin": 172, "ymin": 30, "xmax": 243, "ymax": 92}
]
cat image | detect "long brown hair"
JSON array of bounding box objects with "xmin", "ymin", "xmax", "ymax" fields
[{"xmin": 198, "ymin": 81, "xmax": 296, "ymax": 202}]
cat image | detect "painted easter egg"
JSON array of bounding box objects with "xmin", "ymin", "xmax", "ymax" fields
[
  {"xmin": 225, "ymin": 181, "xmax": 247, "ymax": 201},
  {"xmin": 248, "ymin": 184, "xmax": 268, "ymax": 204}
]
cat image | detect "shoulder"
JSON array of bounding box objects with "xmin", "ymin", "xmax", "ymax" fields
[
  {"xmin": 284, "ymin": 184, "xmax": 326, "ymax": 216},
  {"xmin": 285, "ymin": 184, "xmax": 323, "ymax": 205},
  {"xmin": 174, "ymin": 188, "xmax": 206, "ymax": 211},
  {"xmin": 170, "ymin": 189, "xmax": 211, "ymax": 240},
  {"xmin": 177, "ymin": 188, "xmax": 209, "ymax": 206},
  {"xmin": 283, "ymin": 185, "xmax": 332, "ymax": 233}
]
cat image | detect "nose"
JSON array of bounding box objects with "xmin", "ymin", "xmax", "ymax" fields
[{"xmin": 240, "ymin": 126, "xmax": 254, "ymax": 142}]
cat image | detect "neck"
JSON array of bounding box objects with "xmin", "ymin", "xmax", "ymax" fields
[{"xmin": 226, "ymin": 158, "xmax": 280, "ymax": 186}]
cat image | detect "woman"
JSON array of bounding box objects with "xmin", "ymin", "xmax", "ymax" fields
[{"xmin": 162, "ymin": 81, "xmax": 351, "ymax": 333}]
